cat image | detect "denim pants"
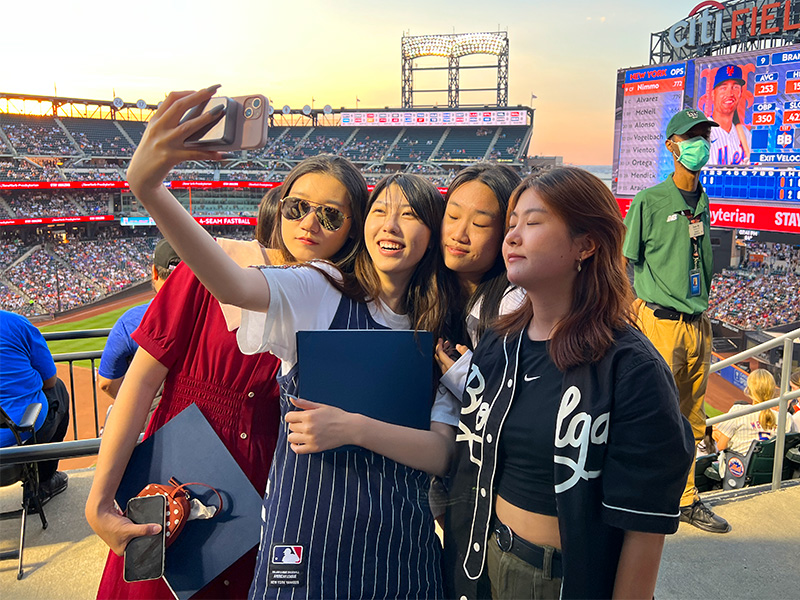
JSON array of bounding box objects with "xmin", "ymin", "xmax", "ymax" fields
[{"xmin": 486, "ymin": 530, "xmax": 562, "ymax": 600}]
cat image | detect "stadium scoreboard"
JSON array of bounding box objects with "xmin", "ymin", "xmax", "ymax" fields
[{"xmin": 612, "ymin": 38, "xmax": 800, "ymax": 235}]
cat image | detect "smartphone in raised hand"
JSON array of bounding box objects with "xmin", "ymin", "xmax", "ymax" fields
[
  {"xmin": 123, "ymin": 495, "xmax": 166, "ymax": 583},
  {"xmin": 182, "ymin": 94, "xmax": 269, "ymax": 151}
]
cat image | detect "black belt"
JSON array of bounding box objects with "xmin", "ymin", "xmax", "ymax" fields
[
  {"xmin": 645, "ymin": 302, "xmax": 703, "ymax": 322},
  {"xmin": 492, "ymin": 517, "xmax": 563, "ymax": 579}
]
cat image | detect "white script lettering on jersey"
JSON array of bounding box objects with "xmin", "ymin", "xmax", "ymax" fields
[
  {"xmin": 457, "ymin": 363, "xmax": 489, "ymax": 467},
  {"xmin": 554, "ymin": 385, "xmax": 610, "ymax": 493}
]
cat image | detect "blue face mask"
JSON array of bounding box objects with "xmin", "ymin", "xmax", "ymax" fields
[{"xmin": 672, "ymin": 137, "xmax": 710, "ymax": 172}]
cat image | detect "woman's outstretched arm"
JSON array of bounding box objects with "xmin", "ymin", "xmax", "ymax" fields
[{"xmin": 126, "ymin": 86, "xmax": 269, "ymax": 312}]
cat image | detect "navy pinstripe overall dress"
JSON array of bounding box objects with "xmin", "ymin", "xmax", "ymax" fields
[{"xmin": 249, "ymin": 296, "xmax": 444, "ymax": 600}]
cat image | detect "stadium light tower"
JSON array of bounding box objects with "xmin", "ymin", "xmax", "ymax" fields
[{"xmin": 401, "ymin": 32, "xmax": 509, "ymax": 109}]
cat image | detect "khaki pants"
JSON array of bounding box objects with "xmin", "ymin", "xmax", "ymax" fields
[
  {"xmin": 486, "ymin": 531, "xmax": 562, "ymax": 600},
  {"xmin": 637, "ymin": 302, "xmax": 711, "ymax": 507}
]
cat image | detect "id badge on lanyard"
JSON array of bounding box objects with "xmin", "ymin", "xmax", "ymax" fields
[
  {"xmin": 684, "ymin": 211, "xmax": 703, "ymax": 297},
  {"xmin": 689, "ymin": 268, "xmax": 701, "ymax": 297}
]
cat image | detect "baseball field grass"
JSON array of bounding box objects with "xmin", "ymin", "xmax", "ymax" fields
[{"xmin": 38, "ymin": 301, "xmax": 149, "ymax": 360}]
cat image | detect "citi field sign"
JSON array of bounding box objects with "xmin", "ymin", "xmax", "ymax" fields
[{"xmin": 665, "ymin": 0, "xmax": 800, "ymax": 52}]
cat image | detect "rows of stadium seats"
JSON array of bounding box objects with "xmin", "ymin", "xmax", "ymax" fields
[
  {"xmin": 0, "ymin": 227, "xmax": 254, "ymax": 316},
  {"xmin": 60, "ymin": 117, "xmax": 135, "ymax": 157},
  {"xmin": 388, "ymin": 127, "xmax": 444, "ymax": 162},
  {"xmin": 0, "ymin": 114, "xmax": 78, "ymax": 156},
  {"xmin": 2, "ymin": 114, "xmax": 530, "ymax": 168},
  {"xmin": 0, "ymin": 192, "xmax": 112, "ymax": 218},
  {"xmin": 434, "ymin": 127, "xmax": 495, "ymax": 161}
]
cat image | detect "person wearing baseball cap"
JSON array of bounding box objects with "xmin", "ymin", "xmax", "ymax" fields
[
  {"xmin": 708, "ymin": 63, "xmax": 751, "ymax": 165},
  {"xmin": 623, "ymin": 108, "xmax": 731, "ymax": 534},
  {"xmin": 97, "ymin": 239, "xmax": 180, "ymax": 402}
]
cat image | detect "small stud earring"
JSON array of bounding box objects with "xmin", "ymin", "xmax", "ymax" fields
[{"xmin": 576, "ymin": 257, "xmax": 582, "ymax": 273}]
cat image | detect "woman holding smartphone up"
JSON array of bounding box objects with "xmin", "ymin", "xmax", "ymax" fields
[
  {"xmin": 87, "ymin": 154, "xmax": 369, "ymax": 600},
  {"xmin": 443, "ymin": 168, "xmax": 694, "ymax": 600},
  {"xmin": 110, "ymin": 86, "xmax": 460, "ymax": 599}
]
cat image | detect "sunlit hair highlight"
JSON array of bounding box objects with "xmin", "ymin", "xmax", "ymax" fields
[{"xmin": 745, "ymin": 369, "xmax": 778, "ymax": 431}]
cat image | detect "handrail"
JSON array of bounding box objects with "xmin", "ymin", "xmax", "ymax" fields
[
  {"xmin": 43, "ymin": 328, "xmax": 111, "ymax": 341},
  {"xmin": 706, "ymin": 326, "xmax": 800, "ymax": 491},
  {"xmin": 709, "ymin": 326, "xmax": 799, "ymax": 372},
  {"xmin": 706, "ymin": 388, "xmax": 800, "ymax": 425},
  {"xmin": 0, "ymin": 435, "xmax": 144, "ymax": 465}
]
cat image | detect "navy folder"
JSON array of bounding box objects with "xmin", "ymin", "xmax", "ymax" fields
[
  {"xmin": 115, "ymin": 403, "xmax": 263, "ymax": 600},
  {"xmin": 296, "ymin": 329, "xmax": 434, "ymax": 432}
]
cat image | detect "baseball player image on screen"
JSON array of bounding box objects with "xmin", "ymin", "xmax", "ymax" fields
[{"xmin": 707, "ymin": 64, "xmax": 751, "ymax": 166}]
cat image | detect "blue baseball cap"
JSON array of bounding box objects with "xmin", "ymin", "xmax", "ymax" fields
[{"xmin": 713, "ymin": 64, "xmax": 745, "ymax": 88}]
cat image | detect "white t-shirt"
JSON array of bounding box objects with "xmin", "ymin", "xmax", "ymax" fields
[
  {"xmin": 709, "ymin": 124, "xmax": 751, "ymax": 166},
  {"xmin": 238, "ymin": 261, "xmax": 458, "ymax": 426}
]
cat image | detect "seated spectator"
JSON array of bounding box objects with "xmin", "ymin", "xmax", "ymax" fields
[
  {"xmin": 0, "ymin": 309, "xmax": 70, "ymax": 507},
  {"xmin": 715, "ymin": 369, "xmax": 797, "ymax": 474}
]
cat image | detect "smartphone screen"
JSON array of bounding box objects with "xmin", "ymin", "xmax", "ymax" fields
[{"xmin": 123, "ymin": 495, "xmax": 166, "ymax": 583}]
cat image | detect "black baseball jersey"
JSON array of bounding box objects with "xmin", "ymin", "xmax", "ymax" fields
[{"xmin": 442, "ymin": 325, "xmax": 694, "ymax": 599}]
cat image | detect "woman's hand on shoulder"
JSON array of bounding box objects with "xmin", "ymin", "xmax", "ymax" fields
[
  {"xmin": 285, "ymin": 396, "xmax": 357, "ymax": 453},
  {"xmin": 127, "ymin": 85, "xmax": 226, "ymax": 196},
  {"xmin": 85, "ymin": 495, "xmax": 162, "ymax": 557}
]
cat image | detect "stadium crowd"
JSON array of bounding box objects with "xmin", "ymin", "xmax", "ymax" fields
[
  {"xmin": 708, "ymin": 243, "xmax": 800, "ymax": 329},
  {"xmin": 1, "ymin": 191, "xmax": 111, "ymax": 218},
  {"xmin": 1, "ymin": 122, "xmax": 78, "ymax": 156}
]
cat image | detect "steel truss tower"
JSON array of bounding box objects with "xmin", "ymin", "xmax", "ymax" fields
[{"xmin": 401, "ymin": 32, "xmax": 510, "ymax": 108}]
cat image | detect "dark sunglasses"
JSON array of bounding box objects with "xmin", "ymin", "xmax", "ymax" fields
[{"xmin": 280, "ymin": 197, "xmax": 351, "ymax": 232}]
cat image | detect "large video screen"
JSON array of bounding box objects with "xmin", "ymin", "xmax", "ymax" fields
[{"xmin": 613, "ymin": 44, "xmax": 800, "ymax": 199}]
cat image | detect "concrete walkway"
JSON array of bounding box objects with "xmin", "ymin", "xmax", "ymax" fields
[
  {"xmin": 2, "ymin": 467, "xmax": 799, "ymax": 599},
  {"xmin": 657, "ymin": 481, "xmax": 800, "ymax": 599}
]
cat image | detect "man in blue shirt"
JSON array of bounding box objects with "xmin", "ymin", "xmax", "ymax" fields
[
  {"xmin": 0, "ymin": 310, "xmax": 70, "ymax": 507},
  {"xmin": 97, "ymin": 239, "xmax": 180, "ymax": 399}
]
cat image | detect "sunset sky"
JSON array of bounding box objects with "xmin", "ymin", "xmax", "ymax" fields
[{"xmin": 3, "ymin": 1, "xmax": 705, "ymax": 164}]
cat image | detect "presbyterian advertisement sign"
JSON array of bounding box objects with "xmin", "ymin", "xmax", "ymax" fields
[{"xmin": 616, "ymin": 198, "xmax": 800, "ymax": 234}]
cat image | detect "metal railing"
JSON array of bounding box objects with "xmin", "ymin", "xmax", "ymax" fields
[
  {"xmin": 1, "ymin": 329, "xmax": 111, "ymax": 466},
  {"xmin": 707, "ymin": 326, "xmax": 800, "ymax": 491}
]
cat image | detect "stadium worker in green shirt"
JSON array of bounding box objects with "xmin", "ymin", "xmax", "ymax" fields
[{"xmin": 623, "ymin": 108, "xmax": 731, "ymax": 534}]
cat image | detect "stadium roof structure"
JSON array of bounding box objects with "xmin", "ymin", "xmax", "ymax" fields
[
  {"xmin": 650, "ymin": 0, "xmax": 800, "ymax": 64},
  {"xmin": 0, "ymin": 92, "xmax": 157, "ymax": 121},
  {"xmin": 400, "ymin": 32, "xmax": 509, "ymax": 109}
]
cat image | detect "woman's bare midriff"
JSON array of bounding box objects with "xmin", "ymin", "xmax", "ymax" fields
[{"xmin": 495, "ymin": 495, "xmax": 561, "ymax": 550}]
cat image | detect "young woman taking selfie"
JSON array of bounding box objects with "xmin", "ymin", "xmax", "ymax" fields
[{"xmin": 93, "ymin": 85, "xmax": 460, "ymax": 599}]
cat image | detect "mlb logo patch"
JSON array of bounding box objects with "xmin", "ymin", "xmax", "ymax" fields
[{"xmin": 272, "ymin": 545, "xmax": 303, "ymax": 564}]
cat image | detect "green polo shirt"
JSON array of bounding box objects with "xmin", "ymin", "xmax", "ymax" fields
[{"xmin": 622, "ymin": 175, "xmax": 713, "ymax": 315}]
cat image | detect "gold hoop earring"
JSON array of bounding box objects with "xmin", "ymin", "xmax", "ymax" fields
[{"xmin": 576, "ymin": 257, "xmax": 582, "ymax": 273}]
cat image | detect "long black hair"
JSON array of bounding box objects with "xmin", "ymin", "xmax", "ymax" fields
[
  {"xmin": 354, "ymin": 173, "xmax": 459, "ymax": 339},
  {"xmin": 445, "ymin": 162, "xmax": 521, "ymax": 344}
]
